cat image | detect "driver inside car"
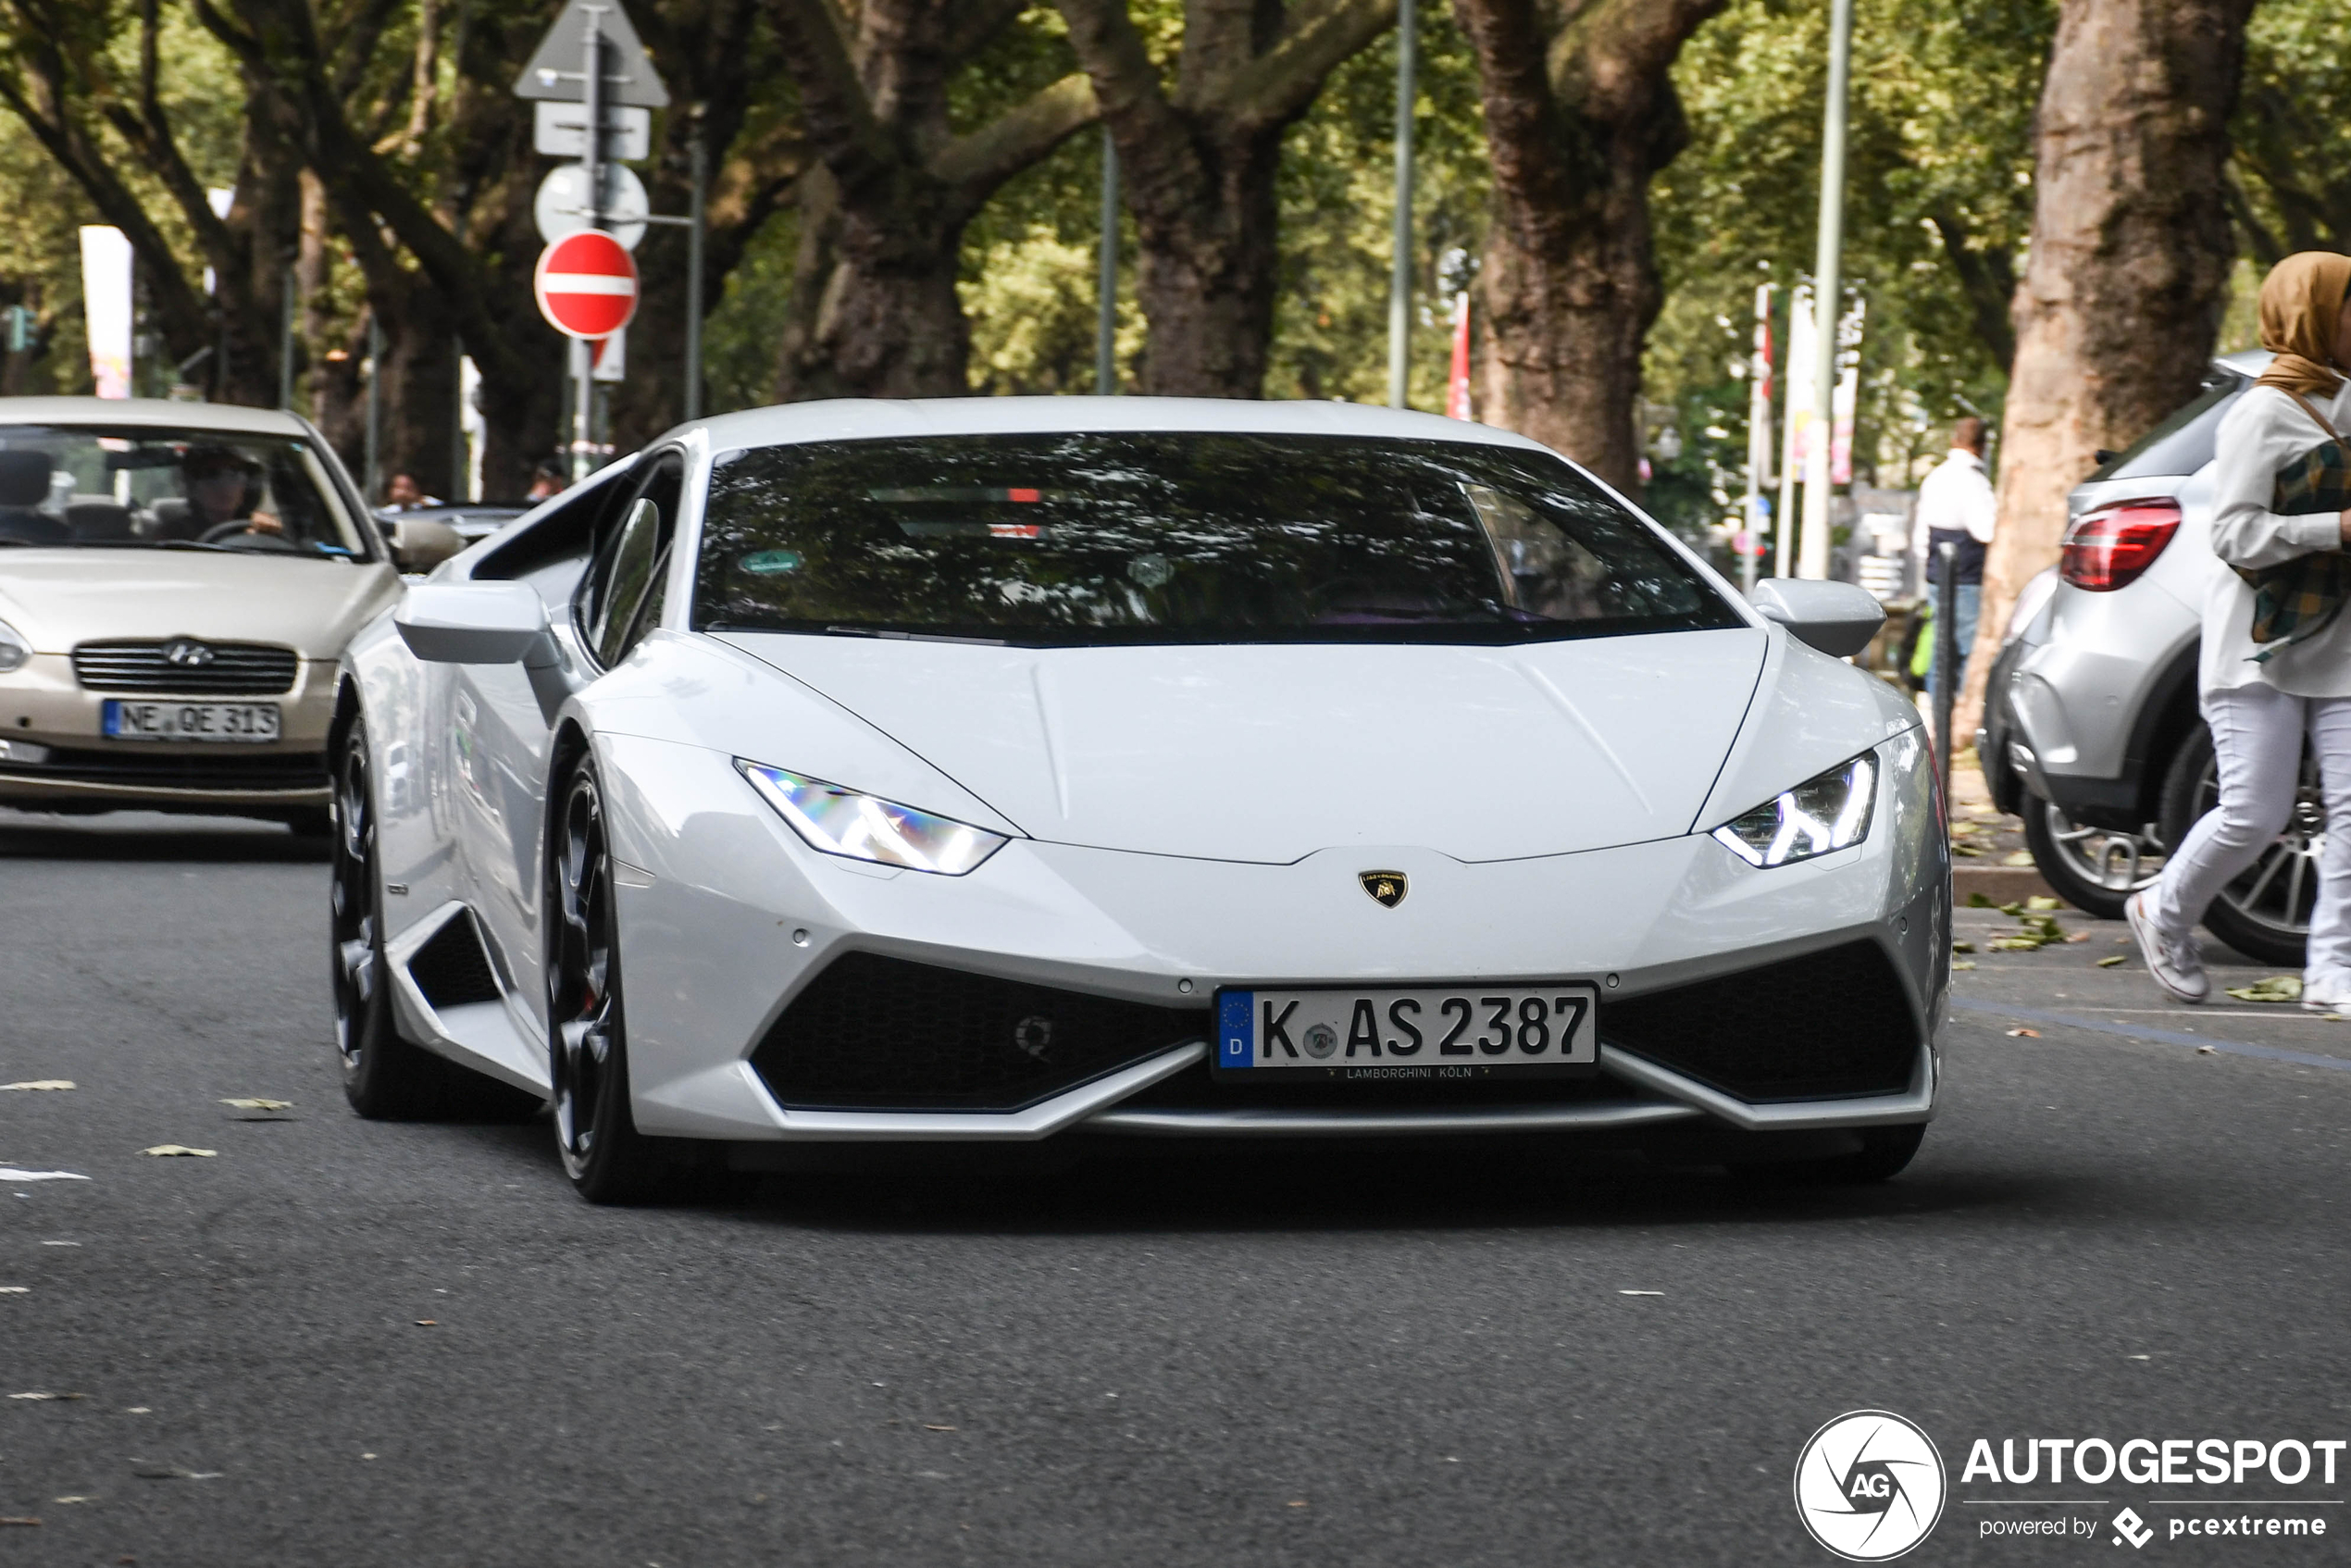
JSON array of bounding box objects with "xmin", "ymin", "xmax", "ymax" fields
[{"xmin": 166, "ymin": 444, "xmax": 281, "ymax": 541}]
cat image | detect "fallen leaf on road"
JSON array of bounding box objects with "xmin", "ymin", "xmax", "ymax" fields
[
  {"xmin": 2097, "ymin": 955, "xmax": 2127, "ymax": 967},
  {"xmin": 1619, "ymin": 1289, "xmax": 1665, "ymax": 1296},
  {"xmin": 218, "ymin": 1098, "xmax": 292, "ymax": 1111},
  {"xmin": 924, "ymin": 1425, "xmax": 956, "ymax": 1432},
  {"xmin": 2196, "ymin": 1045, "xmax": 2218, "ymax": 1055},
  {"xmin": 1951, "ymin": 941, "xmax": 1975, "ymax": 953},
  {"xmin": 140, "ymin": 1146, "xmax": 215, "ymax": 1158},
  {"xmin": 1967, "ymin": 892, "xmax": 1995, "ymax": 908},
  {"xmin": 10, "ymin": 1392, "xmax": 86, "ymax": 1400},
  {"xmin": 0, "ymin": 1168, "xmax": 88, "ymax": 1182},
  {"xmin": 2006, "ymin": 1027, "xmax": 2040, "ymax": 1039},
  {"xmin": 131, "ymin": 1464, "xmax": 220, "ymax": 1481},
  {"xmin": 1287, "ymin": 1500, "xmax": 1309, "ymax": 1509},
  {"xmin": 2025, "ymin": 895, "xmax": 2062, "ymax": 911},
  {"xmin": 53, "ymin": 1497, "xmax": 92, "ymax": 1504},
  {"xmin": 0, "ymin": 1517, "xmax": 39, "ymax": 1526},
  {"xmin": 0, "ymin": 1286, "xmax": 29, "ymax": 1294},
  {"xmin": 2224, "ymin": 976, "xmax": 2303, "ymax": 1003},
  {"xmin": 414, "ymin": 1320, "xmax": 438, "ymax": 1326},
  {"xmin": 2003, "ymin": 852, "xmax": 2035, "ymax": 866},
  {"xmin": 1951, "ymin": 959, "xmax": 1977, "ymax": 969},
  {"xmin": 1952, "ymin": 844, "xmax": 1983, "ymax": 857},
  {"xmin": 0, "ymin": 1080, "xmax": 72, "ymax": 1091},
  {"xmin": 2066, "ymin": 932, "xmax": 2091, "ymax": 942}
]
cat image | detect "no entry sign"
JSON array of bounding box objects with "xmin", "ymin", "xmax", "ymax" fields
[{"xmin": 534, "ymin": 230, "xmax": 639, "ymax": 340}]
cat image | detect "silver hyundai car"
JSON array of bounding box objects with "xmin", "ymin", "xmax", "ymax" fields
[{"xmin": 1984, "ymin": 349, "xmax": 2313, "ymax": 964}]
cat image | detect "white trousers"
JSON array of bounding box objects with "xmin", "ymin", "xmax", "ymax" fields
[{"xmin": 2154, "ymin": 682, "xmax": 2351, "ymax": 986}]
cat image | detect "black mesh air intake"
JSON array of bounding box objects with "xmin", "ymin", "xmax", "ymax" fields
[
  {"xmin": 1602, "ymin": 940, "xmax": 1919, "ymax": 1102},
  {"xmin": 752, "ymin": 952, "xmax": 1209, "ymax": 1112},
  {"xmin": 408, "ymin": 915, "xmax": 503, "ymax": 1009}
]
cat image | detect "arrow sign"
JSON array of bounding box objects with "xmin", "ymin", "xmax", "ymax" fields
[
  {"xmin": 515, "ymin": 0, "xmax": 670, "ymax": 107},
  {"xmin": 535, "ymin": 231, "xmax": 639, "ymax": 340}
]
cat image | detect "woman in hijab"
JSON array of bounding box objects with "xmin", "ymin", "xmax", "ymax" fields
[{"xmin": 2130, "ymin": 252, "xmax": 2351, "ymax": 1009}]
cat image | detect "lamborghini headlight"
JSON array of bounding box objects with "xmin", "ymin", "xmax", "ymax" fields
[
  {"xmin": 1710, "ymin": 752, "xmax": 1877, "ymax": 868},
  {"xmin": 736, "ymin": 759, "xmax": 1009, "ymax": 876},
  {"xmin": 0, "ymin": 616, "xmax": 29, "ymax": 673}
]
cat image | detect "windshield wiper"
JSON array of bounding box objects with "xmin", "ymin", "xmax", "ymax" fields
[{"xmin": 822, "ymin": 625, "xmax": 1010, "ymax": 646}]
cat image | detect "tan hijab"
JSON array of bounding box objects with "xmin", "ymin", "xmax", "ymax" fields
[{"xmin": 2256, "ymin": 251, "xmax": 2351, "ymax": 399}]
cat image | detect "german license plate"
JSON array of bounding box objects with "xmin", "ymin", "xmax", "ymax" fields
[
  {"xmin": 102, "ymin": 699, "xmax": 280, "ymax": 743},
  {"xmin": 1213, "ymin": 984, "xmax": 1600, "ymax": 1079}
]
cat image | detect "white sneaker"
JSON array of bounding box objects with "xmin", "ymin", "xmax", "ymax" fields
[
  {"xmin": 2126, "ymin": 890, "xmax": 2208, "ymax": 1003},
  {"xmin": 2302, "ymin": 971, "xmax": 2351, "ymax": 1015}
]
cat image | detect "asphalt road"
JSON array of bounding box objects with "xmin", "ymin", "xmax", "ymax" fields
[{"xmin": 6, "ymin": 810, "xmax": 2351, "ymax": 1566}]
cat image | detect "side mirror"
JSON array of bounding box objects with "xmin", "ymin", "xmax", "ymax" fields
[
  {"xmin": 390, "ymin": 516, "xmax": 465, "ymax": 573},
  {"xmin": 395, "ymin": 582, "xmax": 554, "ymax": 665},
  {"xmin": 1749, "ymin": 579, "xmax": 1885, "ymax": 658}
]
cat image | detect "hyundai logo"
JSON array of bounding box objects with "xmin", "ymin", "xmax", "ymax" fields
[{"xmin": 162, "ymin": 639, "xmax": 216, "ymax": 667}]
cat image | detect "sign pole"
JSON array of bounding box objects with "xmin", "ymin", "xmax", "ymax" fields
[
  {"xmin": 1095, "ymin": 129, "xmax": 1118, "ymax": 396},
  {"xmin": 685, "ymin": 114, "xmax": 706, "ymax": 422},
  {"xmin": 573, "ymin": 4, "xmax": 606, "ymax": 479},
  {"xmin": 1386, "ymin": 0, "xmax": 1414, "ymax": 409},
  {"xmin": 1797, "ymin": 0, "xmax": 1853, "ymax": 579}
]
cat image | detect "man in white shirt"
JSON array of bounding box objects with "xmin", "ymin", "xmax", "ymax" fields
[{"xmin": 1915, "ymin": 417, "xmax": 1997, "ymax": 692}]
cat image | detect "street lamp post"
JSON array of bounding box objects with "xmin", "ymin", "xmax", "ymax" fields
[
  {"xmin": 1797, "ymin": 0, "xmax": 1853, "ymax": 580},
  {"xmin": 1386, "ymin": 0, "xmax": 1415, "ymax": 410}
]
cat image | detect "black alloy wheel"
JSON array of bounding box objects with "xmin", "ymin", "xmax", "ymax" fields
[
  {"xmin": 331, "ymin": 720, "xmax": 438, "ymax": 1115},
  {"xmin": 2020, "ymin": 795, "xmax": 2161, "ymax": 920},
  {"xmin": 2159, "ymin": 727, "xmax": 2314, "ymax": 967},
  {"xmin": 546, "ymin": 758, "xmax": 668, "ymax": 1202}
]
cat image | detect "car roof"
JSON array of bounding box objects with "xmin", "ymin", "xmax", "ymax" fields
[
  {"xmin": 2217, "ymin": 348, "xmax": 2273, "ymax": 377},
  {"xmin": 0, "ymin": 396, "xmax": 317, "ymax": 438},
  {"xmin": 684, "ymin": 396, "xmax": 1558, "ymax": 455}
]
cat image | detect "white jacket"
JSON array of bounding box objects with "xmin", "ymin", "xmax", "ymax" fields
[{"xmin": 2200, "ymin": 380, "xmax": 2351, "ymax": 697}]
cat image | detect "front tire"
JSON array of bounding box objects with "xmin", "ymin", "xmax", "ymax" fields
[
  {"xmin": 332, "ymin": 720, "xmax": 449, "ymax": 1117},
  {"xmin": 546, "ymin": 756, "xmax": 671, "ymax": 1203}
]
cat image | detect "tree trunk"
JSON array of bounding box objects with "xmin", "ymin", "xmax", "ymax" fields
[
  {"xmin": 1055, "ymin": 0, "xmax": 1393, "ymax": 400},
  {"xmin": 764, "ymin": 0, "xmax": 1099, "ymax": 402},
  {"xmin": 1126, "ymin": 133, "xmax": 1281, "ymax": 396},
  {"xmin": 1451, "ymin": 0, "xmax": 1721, "ymax": 495},
  {"xmin": 774, "ymin": 165, "xmax": 973, "ymax": 400},
  {"xmin": 1957, "ymin": 0, "xmax": 2257, "ymax": 743}
]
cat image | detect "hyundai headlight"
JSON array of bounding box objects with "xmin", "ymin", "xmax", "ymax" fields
[
  {"xmin": 1710, "ymin": 753, "xmax": 1877, "ymax": 868},
  {"xmin": 0, "ymin": 616, "xmax": 28, "ymax": 673},
  {"xmin": 736, "ymin": 760, "xmax": 1009, "ymax": 875}
]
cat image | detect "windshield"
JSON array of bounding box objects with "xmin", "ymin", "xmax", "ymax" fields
[
  {"xmin": 0, "ymin": 425, "xmax": 367, "ymax": 557},
  {"xmin": 2090, "ymin": 375, "xmax": 2246, "ymax": 482},
  {"xmin": 695, "ymin": 433, "xmax": 1740, "ymax": 646}
]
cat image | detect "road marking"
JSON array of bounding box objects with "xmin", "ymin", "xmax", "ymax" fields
[{"xmin": 1954, "ymin": 999, "xmax": 2351, "ymax": 1074}]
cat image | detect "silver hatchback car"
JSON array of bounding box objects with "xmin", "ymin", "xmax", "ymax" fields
[{"xmin": 1984, "ymin": 349, "xmax": 2316, "ymax": 964}]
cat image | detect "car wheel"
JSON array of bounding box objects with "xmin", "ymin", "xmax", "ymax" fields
[
  {"xmin": 284, "ymin": 805, "xmax": 335, "ymax": 839},
  {"xmin": 331, "ymin": 720, "xmax": 457, "ymax": 1118},
  {"xmin": 2019, "ymin": 794, "xmax": 2159, "ymax": 919},
  {"xmin": 2158, "ymin": 726, "xmax": 2313, "ymax": 967},
  {"xmin": 546, "ymin": 757, "xmax": 671, "ymax": 1203}
]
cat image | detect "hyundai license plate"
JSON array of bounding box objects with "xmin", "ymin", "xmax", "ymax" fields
[
  {"xmin": 1213, "ymin": 985, "xmax": 1600, "ymax": 1079},
  {"xmin": 102, "ymin": 700, "xmax": 280, "ymax": 743}
]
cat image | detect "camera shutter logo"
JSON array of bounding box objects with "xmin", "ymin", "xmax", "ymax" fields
[{"xmin": 1793, "ymin": 1410, "xmax": 1947, "ymax": 1561}]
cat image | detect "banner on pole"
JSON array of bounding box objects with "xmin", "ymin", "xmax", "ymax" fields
[
  {"xmin": 1445, "ymin": 293, "xmax": 1472, "ymax": 421},
  {"xmin": 79, "ymin": 226, "xmax": 133, "ymax": 399}
]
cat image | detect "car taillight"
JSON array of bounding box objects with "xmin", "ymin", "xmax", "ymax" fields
[{"xmin": 2060, "ymin": 498, "xmax": 2182, "ymax": 591}]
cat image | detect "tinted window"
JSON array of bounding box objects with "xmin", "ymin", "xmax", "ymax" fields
[
  {"xmin": 694, "ymin": 433, "xmax": 1739, "ymax": 647},
  {"xmin": 2095, "ymin": 375, "xmax": 2245, "ymax": 481}
]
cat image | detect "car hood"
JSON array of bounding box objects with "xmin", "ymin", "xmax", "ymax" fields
[
  {"xmin": 0, "ymin": 549, "xmax": 402, "ymax": 655},
  {"xmin": 716, "ymin": 628, "xmax": 1768, "ymax": 863}
]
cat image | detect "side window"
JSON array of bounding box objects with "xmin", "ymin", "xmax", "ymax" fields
[{"xmin": 577, "ymin": 455, "xmax": 682, "ymax": 668}]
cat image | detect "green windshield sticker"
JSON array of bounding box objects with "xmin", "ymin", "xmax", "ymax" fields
[{"xmin": 740, "ymin": 549, "xmax": 802, "ymax": 575}]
